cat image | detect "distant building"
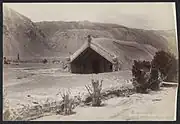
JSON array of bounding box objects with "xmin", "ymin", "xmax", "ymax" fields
[
  {"xmin": 68, "ymin": 35, "xmax": 119, "ymax": 74},
  {"xmin": 66, "ymin": 35, "xmax": 157, "ymax": 74}
]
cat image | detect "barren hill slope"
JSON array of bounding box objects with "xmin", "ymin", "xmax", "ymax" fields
[
  {"xmin": 3, "ymin": 6, "xmax": 52, "ymax": 59},
  {"xmin": 36, "ymin": 21, "xmax": 171, "ymax": 55},
  {"xmin": 3, "ymin": 6, "xmax": 176, "ymax": 62},
  {"xmin": 154, "ymin": 30, "xmax": 178, "ymax": 56}
]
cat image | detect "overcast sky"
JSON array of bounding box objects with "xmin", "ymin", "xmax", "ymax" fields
[{"xmin": 4, "ymin": 3, "xmax": 177, "ymax": 30}]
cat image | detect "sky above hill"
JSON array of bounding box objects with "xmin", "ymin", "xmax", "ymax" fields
[{"xmin": 4, "ymin": 3, "xmax": 177, "ymax": 30}]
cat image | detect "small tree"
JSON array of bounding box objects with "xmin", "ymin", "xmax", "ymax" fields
[
  {"xmin": 148, "ymin": 67, "xmax": 161, "ymax": 91},
  {"xmin": 151, "ymin": 50, "xmax": 178, "ymax": 82},
  {"xmin": 132, "ymin": 60, "xmax": 161, "ymax": 93},
  {"xmin": 85, "ymin": 79, "xmax": 103, "ymax": 106},
  {"xmin": 132, "ymin": 69, "xmax": 150, "ymax": 93}
]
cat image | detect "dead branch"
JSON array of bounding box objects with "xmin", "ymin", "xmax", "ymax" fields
[{"xmin": 85, "ymin": 85, "xmax": 92, "ymax": 96}]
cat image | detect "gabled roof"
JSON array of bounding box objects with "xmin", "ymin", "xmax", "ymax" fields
[
  {"xmin": 70, "ymin": 39, "xmax": 116, "ymax": 63},
  {"xmin": 70, "ymin": 42, "xmax": 89, "ymax": 63},
  {"xmin": 70, "ymin": 37, "xmax": 158, "ymax": 66}
]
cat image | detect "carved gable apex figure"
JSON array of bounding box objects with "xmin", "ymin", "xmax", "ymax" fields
[{"xmin": 87, "ymin": 35, "xmax": 92, "ymax": 44}]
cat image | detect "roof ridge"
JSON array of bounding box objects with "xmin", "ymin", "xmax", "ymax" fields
[
  {"xmin": 70, "ymin": 42, "xmax": 89, "ymax": 62},
  {"xmin": 70, "ymin": 39, "xmax": 116, "ymax": 63},
  {"xmin": 91, "ymin": 41, "xmax": 116, "ymax": 58}
]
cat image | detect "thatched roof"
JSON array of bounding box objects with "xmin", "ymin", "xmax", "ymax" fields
[
  {"xmin": 70, "ymin": 39, "xmax": 116, "ymax": 63},
  {"xmin": 70, "ymin": 37, "xmax": 158, "ymax": 67}
]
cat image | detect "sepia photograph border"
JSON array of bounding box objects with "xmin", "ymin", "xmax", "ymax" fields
[{"xmin": 1, "ymin": 0, "xmax": 180, "ymax": 123}]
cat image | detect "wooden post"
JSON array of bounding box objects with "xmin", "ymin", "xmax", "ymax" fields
[
  {"xmin": 87, "ymin": 35, "xmax": 92, "ymax": 47},
  {"xmin": 17, "ymin": 53, "xmax": 20, "ymax": 61},
  {"xmin": 112, "ymin": 56, "xmax": 118, "ymax": 71},
  {"xmin": 66, "ymin": 57, "xmax": 71, "ymax": 72}
]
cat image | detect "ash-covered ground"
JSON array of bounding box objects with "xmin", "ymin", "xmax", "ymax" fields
[{"xmin": 3, "ymin": 63, "xmax": 178, "ymax": 121}]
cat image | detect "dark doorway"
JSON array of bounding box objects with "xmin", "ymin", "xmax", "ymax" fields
[
  {"xmin": 92, "ymin": 60, "xmax": 100, "ymax": 74},
  {"xmin": 71, "ymin": 47, "xmax": 113, "ymax": 74}
]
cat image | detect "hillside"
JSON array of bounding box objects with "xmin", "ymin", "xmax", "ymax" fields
[
  {"xmin": 154, "ymin": 30, "xmax": 178, "ymax": 56},
  {"xmin": 3, "ymin": 6, "xmax": 52, "ymax": 60},
  {"xmin": 3, "ymin": 6, "xmax": 177, "ymax": 61},
  {"xmin": 36, "ymin": 21, "xmax": 171, "ymax": 55}
]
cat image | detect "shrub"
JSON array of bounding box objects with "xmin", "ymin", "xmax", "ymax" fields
[
  {"xmin": 57, "ymin": 90, "xmax": 75, "ymax": 115},
  {"xmin": 85, "ymin": 79, "xmax": 103, "ymax": 106},
  {"xmin": 132, "ymin": 60, "xmax": 161, "ymax": 93},
  {"xmin": 132, "ymin": 60, "xmax": 151, "ymax": 78},
  {"xmin": 132, "ymin": 69, "xmax": 150, "ymax": 93},
  {"xmin": 3, "ymin": 88, "xmax": 22, "ymax": 120},
  {"xmin": 151, "ymin": 50, "xmax": 178, "ymax": 82},
  {"xmin": 3, "ymin": 57, "xmax": 10, "ymax": 64},
  {"xmin": 42, "ymin": 59, "xmax": 48, "ymax": 64},
  {"xmin": 148, "ymin": 67, "xmax": 161, "ymax": 91}
]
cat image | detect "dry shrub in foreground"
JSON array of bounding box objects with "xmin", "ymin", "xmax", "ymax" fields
[
  {"xmin": 3, "ymin": 88, "xmax": 22, "ymax": 121},
  {"xmin": 85, "ymin": 79, "xmax": 103, "ymax": 106},
  {"xmin": 57, "ymin": 90, "xmax": 75, "ymax": 115}
]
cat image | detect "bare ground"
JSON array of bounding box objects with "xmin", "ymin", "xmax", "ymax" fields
[
  {"xmin": 3, "ymin": 64, "xmax": 132, "ymax": 108},
  {"xmin": 34, "ymin": 87, "xmax": 177, "ymax": 121},
  {"xmin": 3, "ymin": 63, "xmax": 178, "ymax": 121}
]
